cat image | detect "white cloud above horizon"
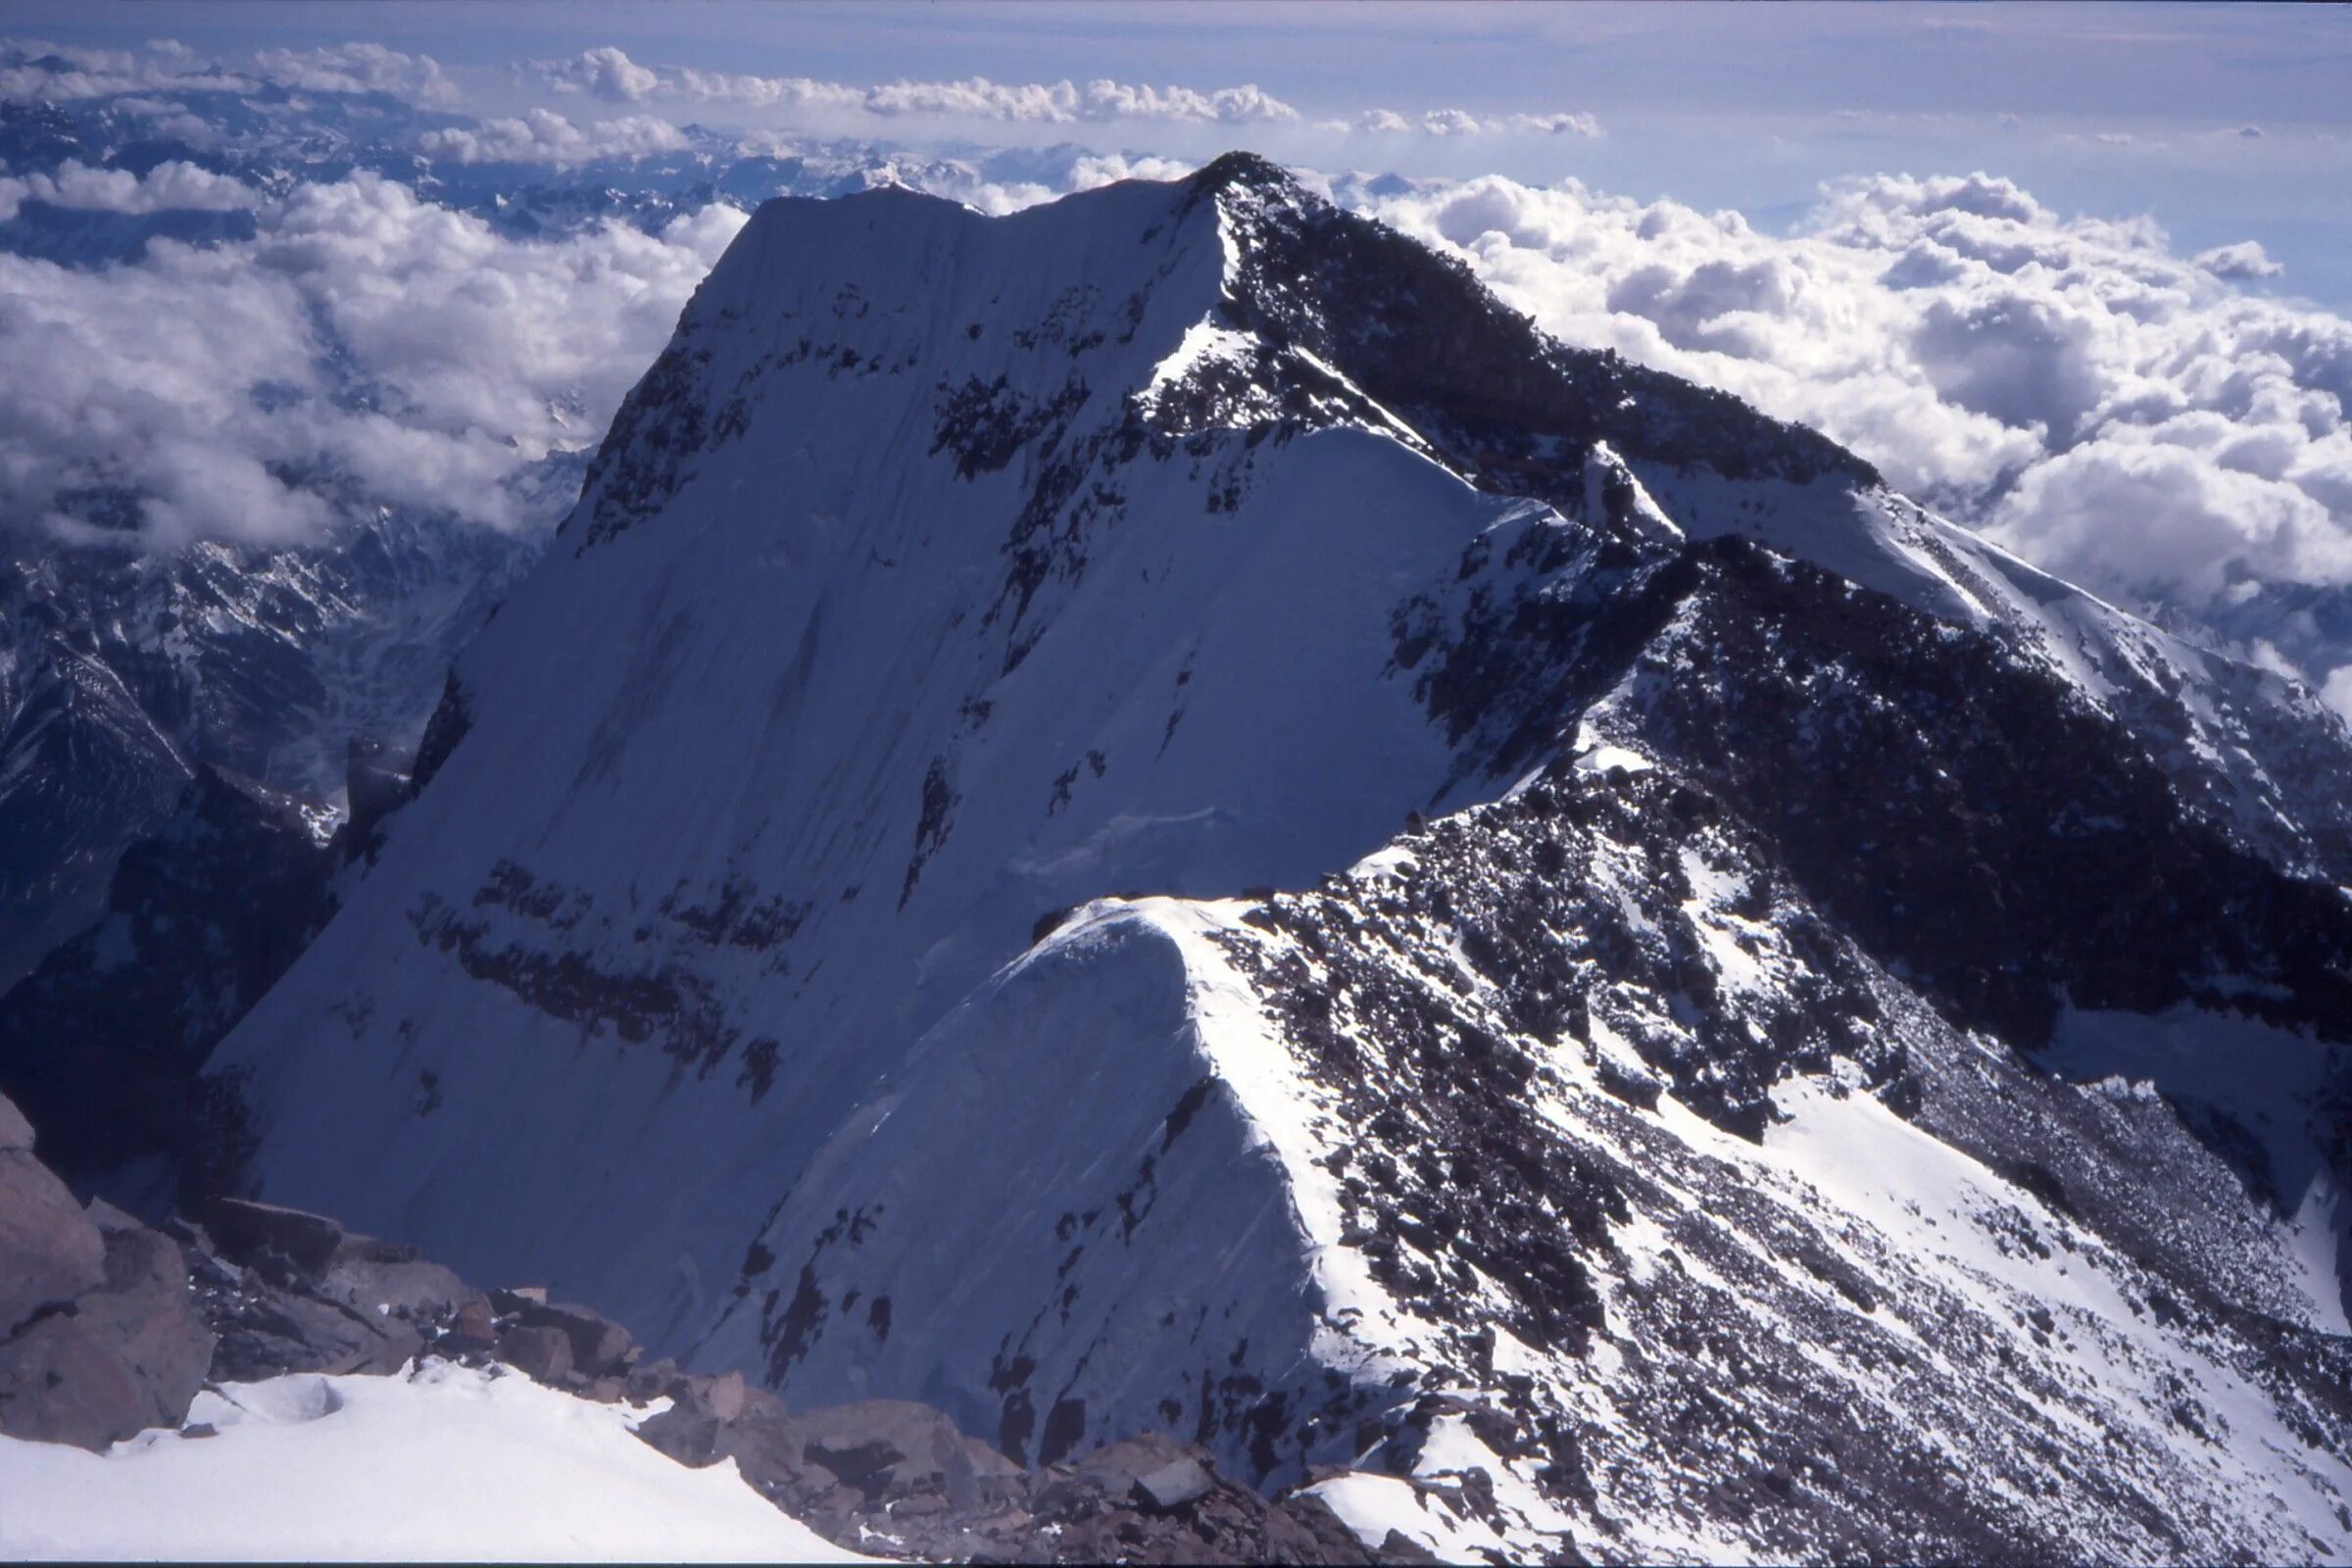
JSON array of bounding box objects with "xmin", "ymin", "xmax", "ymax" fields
[
  {"xmin": 0, "ymin": 36, "xmax": 456, "ymax": 106},
  {"xmin": 417, "ymin": 108, "xmax": 690, "ymax": 167},
  {"xmin": 3, "ymin": 29, "xmax": 2350, "ymax": 710},
  {"xmin": 525, "ymin": 43, "xmax": 1302, "ymax": 126},
  {"xmin": 0, "ymin": 172, "xmax": 747, "ymax": 552},
  {"xmin": 0, "ymin": 158, "xmax": 259, "ymax": 221},
  {"xmin": 1339, "ymin": 171, "xmax": 2352, "ymax": 646},
  {"xmin": 516, "ymin": 44, "xmax": 1606, "ymax": 142}
]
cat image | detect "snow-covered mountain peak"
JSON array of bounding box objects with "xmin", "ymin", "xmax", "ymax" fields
[{"xmin": 199, "ymin": 159, "xmax": 2352, "ymax": 1562}]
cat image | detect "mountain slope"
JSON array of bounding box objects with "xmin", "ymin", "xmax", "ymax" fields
[
  {"xmin": 0, "ymin": 763, "xmax": 343, "ymax": 1206},
  {"xmin": 205, "ymin": 156, "xmax": 2352, "ymax": 1563},
  {"xmin": 0, "ymin": 514, "xmax": 539, "ymax": 987}
]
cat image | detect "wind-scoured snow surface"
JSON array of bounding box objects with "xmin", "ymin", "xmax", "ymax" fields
[
  {"xmin": 0, "ymin": 1361, "xmax": 870, "ymax": 1562},
  {"xmin": 209, "ymin": 158, "xmax": 2352, "ymax": 1562}
]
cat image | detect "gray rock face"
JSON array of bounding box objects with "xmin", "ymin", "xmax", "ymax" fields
[
  {"xmin": 497, "ymin": 1323, "xmax": 574, "ymax": 1385},
  {"xmin": 189, "ymin": 1212, "xmax": 482, "ymax": 1385},
  {"xmin": 0, "ymin": 1140, "xmax": 105, "ymax": 1338},
  {"xmin": 1134, "ymin": 1454, "xmax": 1216, "ymax": 1513},
  {"xmin": 206, "ymin": 1196, "xmax": 347, "ymax": 1277},
  {"xmin": 0, "ymin": 1141, "xmax": 215, "ymax": 1451},
  {"xmin": 514, "ymin": 1299, "xmax": 633, "ymax": 1378},
  {"xmin": 318, "ymin": 1241, "xmax": 472, "ymax": 1324},
  {"xmin": 631, "ymin": 1375, "xmax": 1407, "ymax": 1564},
  {"xmin": 208, "ymin": 1287, "xmax": 423, "ymax": 1383}
]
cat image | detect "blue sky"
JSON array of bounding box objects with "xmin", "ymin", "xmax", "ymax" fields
[{"xmin": 18, "ymin": 0, "xmax": 2352, "ymax": 303}]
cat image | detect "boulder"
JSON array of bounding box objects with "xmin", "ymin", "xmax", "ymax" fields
[
  {"xmin": 0, "ymin": 1146, "xmax": 105, "ymax": 1338},
  {"xmin": 515, "ymin": 1299, "xmax": 632, "ymax": 1376},
  {"xmin": 205, "ymin": 1197, "xmax": 344, "ymax": 1278},
  {"xmin": 1133, "ymin": 1454, "xmax": 1215, "ymax": 1513},
  {"xmin": 624, "ymin": 1355, "xmax": 678, "ymax": 1401},
  {"xmin": 635, "ymin": 1374, "xmax": 793, "ymax": 1468},
  {"xmin": 318, "ymin": 1243, "xmax": 476, "ymax": 1322},
  {"xmin": 498, "ymin": 1323, "xmax": 573, "ymax": 1385},
  {"xmin": 794, "ymin": 1398, "xmax": 1016, "ymax": 1510},
  {"xmin": 0, "ymin": 1222, "xmax": 214, "ymax": 1450},
  {"xmin": 0, "ymin": 1093, "xmax": 32, "ymax": 1151},
  {"xmin": 82, "ymin": 1198, "xmax": 147, "ymax": 1234},
  {"xmin": 209, "ymin": 1288, "xmax": 419, "ymax": 1382},
  {"xmin": 634, "ymin": 1403, "xmax": 726, "ymax": 1468},
  {"xmin": 695, "ymin": 1369, "xmax": 747, "ymax": 1421},
  {"xmin": 444, "ymin": 1298, "xmax": 497, "ymax": 1351},
  {"xmin": 1011, "ymin": 1434, "xmax": 1386, "ymax": 1564}
]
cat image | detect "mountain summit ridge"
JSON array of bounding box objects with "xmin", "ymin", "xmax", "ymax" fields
[{"xmin": 198, "ymin": 157, "xmax": 2351, "ymax": 1562}]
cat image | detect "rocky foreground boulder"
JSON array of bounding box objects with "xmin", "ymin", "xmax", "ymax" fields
[
  {"xmin": 0, "ymin": 1098, "xmax": 213, "ymax": 1450},
  {"xmin": 0, "ymin": 1090, "xmax": 1436, "ymax": 1563}
]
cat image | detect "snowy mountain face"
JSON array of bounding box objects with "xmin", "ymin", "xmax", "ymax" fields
[
  {"xmin": 0, "ymin": 514, "xmax": 537, "ymax": 985},
  {"xmin": 204, "ymin": 156, "xmax": 2352, "ymax": 1562}
]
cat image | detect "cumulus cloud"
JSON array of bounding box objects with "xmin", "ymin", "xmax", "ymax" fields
[
  {"xmin": 2325, "ymin": 665, "xmax": 2352, "ymax": 722},
  {"xmin": 1516, "ymin": 112, "xmax": 1602, "ymax": 137},
  {"xmin": 0, "ymin": 37, "xmax": 244, "ymax": 101},
  {"xmin": 929, "ymin": 152, "xmax": 1199, "ymax": 216},
  {"xmin": 1067, "ymin": 153, "xmax": 1197, "ymax": 187},
  {"xmin": 0, "ymin": 159, "xmax": 259, "ymax": 222},
  {"xmin": 0, "ymin": 36, "xmax": 455, "ymax": 106},
  {"xmin": 108, "ymin": 96, "xmax": 222, "ymax": 147},
  {"xmin": 247, "ymin": 42, "xmax": 457, "ymax": 104},
  {"xmin": 0, "ymin": 173, "xmax": 746, "ymax": 552},
  {"xmin": 2193, "ymin": 239, "xmax": 2284, "ymax": 280},
  {"xmin": 524, "ymin": 47, "xmax": 1298, "ymax": 125},
  {"xmin": 417, "ymin": 108, "xmax": 690, "ymax": 167},
  {"xmin": 1347, "ymin": 169, "xmax": 2352, "ymax": 677},
  {"xmin": 1339, "ymin": 107, "xmax": 1599, "ymax": 137},
  {"xmin": 534, "ymin": 43, "xmax": 661, "ymax": 104}
]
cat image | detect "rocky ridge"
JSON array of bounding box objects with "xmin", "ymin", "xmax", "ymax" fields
[{"xmin": 0, "ymin": 1088, "xmax": 1439, "ymax": 1563}]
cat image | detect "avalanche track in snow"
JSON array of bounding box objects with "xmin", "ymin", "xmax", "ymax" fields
[{"xmin": 203, "ymin": 154, "xmax": 2352, "ymax": 1563}]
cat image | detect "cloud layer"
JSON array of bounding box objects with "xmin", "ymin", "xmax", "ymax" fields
[
  {"xmin": 0, "ymin": 159, "xmax": 259, "ymax": 221},
  {"xmin": 1, "ymin": 29, "xmax": 2343, "ymax": 710},
  {"xmin": 517, "ymin": 46, "xmax": 1600, "ymax": 141},
  {"xmin": 0, "ymin": 173, "xmax": 744, "ymax": 550},
  {"xmin": 0, "ymin": 37, "xmax": 454, "ymax": 105},
  {"xmin": 526, "ymin": 46, "xmax": 1302, "ymax": 126},
  {"xmin": 1345, "ymin": 169, "xmax": 2352, "ymax": 694},
  {"xmin": 417, "ymin": 108, "xmax": 691, "ymax": 167},
  {"xmin": 1339, "ymin": 108, "xmax": 1599, "ymax": 138},
  {"xmin": 0, "ymin": 36, "xmax": 1605, "ymax": 154}
]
